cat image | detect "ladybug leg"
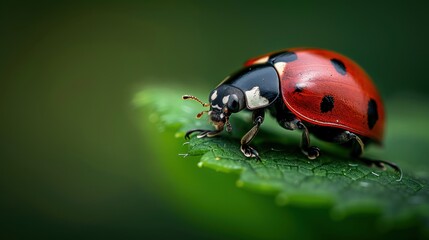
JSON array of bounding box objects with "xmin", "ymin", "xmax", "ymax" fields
[
  {"xmin": 334, "ymin": 131, "xmax": 402, "ymax": 179},
  {"xmin": 185, "ymin": 129, "xmax": 222, "ymax": 139},
  {"xmin": 296, "ymin": 121, "xmax": 320, "ymax": 160},
  {"xmin": 240, "ymin": 109, "xmax": 265, "ymax": 161},
  {"xmin": 331, "ymin": 131, "xmax": 365, "ymax": 157}
]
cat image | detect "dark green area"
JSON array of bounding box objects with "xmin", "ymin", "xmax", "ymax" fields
[{"xmin": 1, "ymin": 1, "xmax": 429, "ymax": 239}]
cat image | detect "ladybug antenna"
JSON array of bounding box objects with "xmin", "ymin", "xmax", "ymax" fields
[
  {"xmin": 182, "ymin": 95, "xmax": 210, "ymax": 107},
  {"xmin": 196, "ymin": 110, "xmax": 209, "ymax": 119}
]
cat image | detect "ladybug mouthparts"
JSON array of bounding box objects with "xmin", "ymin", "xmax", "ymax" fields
[{"xmin": 209, "ymin": 109, "xmax": 232, "ymax": 132}]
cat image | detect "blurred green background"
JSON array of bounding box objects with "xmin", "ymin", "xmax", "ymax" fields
[{"xmin": 1, "ymin": 1, "xmax": 429, "ymax": 239}]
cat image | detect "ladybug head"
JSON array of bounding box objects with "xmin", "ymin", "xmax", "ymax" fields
[
  {"xmin": 207, "ymin": 85, "xmax": 245, "ymax": 131},
  {"xmin": 182, "ymin": 84, "xmax": 245, "ymax": 132}
]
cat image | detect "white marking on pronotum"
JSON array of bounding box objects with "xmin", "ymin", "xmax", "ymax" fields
[
  {"xmin": 211, "ymin": 104, "xmax": 222, "ymax": 110},
  {"xmin": 245, "ymin": 86, "xmax": 269, "ymax": 109},
  {"xmin": 222, "ymin": 95, "xmax": 230, "ymax": 104},
  {"xmin": 274, "ymin": 62, "xmax": 287, "ymax": 77},
  {"xmin": 253, "ymin": 56, "xmax": 269, "ymax": 65},
  {"xmin": 211, "ymin": 90, "xmax": 218, "ymax": 101}
]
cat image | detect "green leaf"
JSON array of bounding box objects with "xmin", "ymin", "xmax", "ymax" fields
[
  {"xmin": 134, "ymin": 87, "xmax": 429, "ymax": 235},
  {"xmin": 188, "ymin": 137, "xmax": 429, "ymax": 221}
]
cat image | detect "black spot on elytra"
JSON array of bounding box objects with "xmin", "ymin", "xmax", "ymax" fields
[
  {"xmin": 367, "ymin": 98, "xmax": 378, "ymax": 129},
  {"xmin": 320, "ymin": 95, "xmax": 335, "ymax": 113},
  {"xmin": 331, "ymin": 58, "xmax": 346, "ymax": 75},
  {"xmin": 272, "ymin": 51, "xmax": 298, "ymax": 63}
]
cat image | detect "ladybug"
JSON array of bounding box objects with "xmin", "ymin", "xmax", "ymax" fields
[{"xmin": 183, "ymin": 48, "xmax": 400, "ymax": 175}]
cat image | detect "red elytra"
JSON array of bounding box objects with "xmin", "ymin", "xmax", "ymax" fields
[
  {"xmin": 246, "ymin": 48, "xmax": 385, "ymax": 143},
  {"xmin": 183, "ymin": 48, "xmax": 402, "ymax": 178}
]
